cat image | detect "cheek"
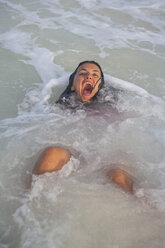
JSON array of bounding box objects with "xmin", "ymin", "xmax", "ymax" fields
[
  {"xmin": 75, "ymin": 85, "xmax": 81, "ymax": 97},
  {"xmin": 73, "ymin": 78, "xmax": 81, "ymax": 93}
]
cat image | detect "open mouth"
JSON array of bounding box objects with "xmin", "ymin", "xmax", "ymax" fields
[{"xmin": 82, "ymin": 83, "xmax": 93, "ymax": 96}]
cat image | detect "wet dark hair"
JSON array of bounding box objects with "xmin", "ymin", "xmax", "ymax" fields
[{"xmin": 57, "ymin": 60, "xmax": 104, "ymax": 103}]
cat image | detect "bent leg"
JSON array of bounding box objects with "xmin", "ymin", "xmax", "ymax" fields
[
  {"xmin": 108, "ymin": 165, "xmax": 133, "ymax": 194},
  {"xmin": 33, "ymin": 147, "xmax": 71, "ymax": 175}
]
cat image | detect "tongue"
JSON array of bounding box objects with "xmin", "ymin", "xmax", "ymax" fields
[{"xmin": 83, "ymin": 89, "xmax": 92, "ymax": 96}]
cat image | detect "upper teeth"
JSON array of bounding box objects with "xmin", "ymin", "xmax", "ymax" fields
[{"xmin": 85, "ymin": 82, "xmax": 92, "ymax": 86}]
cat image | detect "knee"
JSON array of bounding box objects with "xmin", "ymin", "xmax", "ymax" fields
[
  {"xmin": 108, "ymin": 168, "xmax": 133, "ymax": 194},
  {"xmin": 44, "ymin": 146, "xmax": 71, "ymax": 158},
  {"xmin": 33, "ymin": 146, "xmax": 71, "ymax": 175}
]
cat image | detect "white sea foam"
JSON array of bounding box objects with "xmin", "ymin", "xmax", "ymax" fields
[
  {"xmin": 0, "ymin": 0, "xmax": 165, "ymax": 247},
  {"xmin": 105, "ymin": 74, "xmax": 149, "ymax": 96}
]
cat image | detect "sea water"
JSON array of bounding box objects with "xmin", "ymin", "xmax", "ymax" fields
[{"xmin": 0, "ymin": 0, "xmax": 165, "ymax": 247}]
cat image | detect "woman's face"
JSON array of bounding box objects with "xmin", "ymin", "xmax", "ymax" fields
[{"xmin": 71, "ymin": 63, "xmax": 102, "ymax": 102}]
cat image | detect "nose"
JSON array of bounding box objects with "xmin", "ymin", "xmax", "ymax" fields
[{"xmin": 86, "ymin": 73, "xmax": 92, "ymax": 79}]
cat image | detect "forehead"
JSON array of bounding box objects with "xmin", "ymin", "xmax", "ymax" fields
[{"xmin": 77, "ymin": 63, "xmax": 101, "ymax": 74}]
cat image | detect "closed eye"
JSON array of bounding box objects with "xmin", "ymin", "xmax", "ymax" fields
[
  {"xmin": 79, "ymin": 72, "xmax": 87, "ymax": 76},
  {"xmin": 93, "ymin": 73, "xmax": 99, "ymax": 78},
  {"xmin": 79, "ymin": 73, "xmax": 99, "ymax": 78}
]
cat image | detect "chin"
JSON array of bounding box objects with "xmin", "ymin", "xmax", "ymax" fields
[{"xmin": 81, "ymin": 96, "xmax": 92, "ymax": 103}]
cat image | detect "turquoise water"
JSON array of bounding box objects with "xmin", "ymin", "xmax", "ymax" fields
[{"xmin": 0, "ymin": 0, "xmax": 165, "ymax": 247}]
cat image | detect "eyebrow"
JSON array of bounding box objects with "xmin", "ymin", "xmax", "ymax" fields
[{"xmin": 79, "ymin": 68, "xmax": 100, "ymax": 73}]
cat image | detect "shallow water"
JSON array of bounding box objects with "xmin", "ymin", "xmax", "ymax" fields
[{"xmin": 0, "ymin": 0, "xmax": 165, "ymax": 247}]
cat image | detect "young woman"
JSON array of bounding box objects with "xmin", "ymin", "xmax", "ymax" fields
[{"xmin": 32, "ymin": 61, "xmax": 133, "ymax": 193}]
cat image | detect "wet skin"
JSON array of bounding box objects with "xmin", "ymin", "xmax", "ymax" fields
[{"xmin": 71, "ymin": 63, "xmax": 102, "ymax": 102}]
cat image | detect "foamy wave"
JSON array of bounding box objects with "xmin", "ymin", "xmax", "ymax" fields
[{"xmin": 105, "ymin": 74, "xmax": 149, "ymax": 96}]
